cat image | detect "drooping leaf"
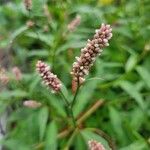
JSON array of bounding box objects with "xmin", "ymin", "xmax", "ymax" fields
[
  {"xmin": 119, "ymin": 81, "xmax": 145, "ymax": 110},
  {"xmin": 136, "ymin": 66, "xmax": 150, "ymax": 89},
  {"xmin": 38, "ymin": 107, "xmax": 49, "ymax": 141},
  {"xmin": 109, "ymin": 106, "xmax": 127, "ymax": 145},
  {"xmin": 0, "ymin": 90, "xmax": 28, "ymax": 100},
  {"xmin": 119, "ymin": 140, "xmax": 149, "ymax": 150},
  {"xmin": 10, "ymin": 26, "xmax": 28, "ymax": 42},
  {"xmin": 45, "ymin": 121, "xmax": 57, "ymax": 150},
  {"xmin": 125, "ymin": 54, "xmax": 138, "ymax": 72}
]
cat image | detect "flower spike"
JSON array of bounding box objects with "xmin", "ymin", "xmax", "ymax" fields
[
  {"xmin": 36, "ymin": 60, "xmax": 62, "ymax": 93},
  {"xmin": 71, "ymin": 23, "xmax": 112, "ymax": 83}
]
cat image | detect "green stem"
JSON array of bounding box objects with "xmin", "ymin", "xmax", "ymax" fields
[
  {"xmin": 69, "ymin": 79, "xmax": 81, "ymax": 128},
  {"xmin": 63, "ymin": 128, "xmax": 79, "ymax": 150},
  {"xmin": 69, "ymin": 106, "xmax": 76, "ymax": 128},
  {"xmin": 59, "ymin": 91, "xmax": 76, "ymax": 128},
  {"xmin": 59, "ymin": 91, "xmax": 70, "ymax": 107}
]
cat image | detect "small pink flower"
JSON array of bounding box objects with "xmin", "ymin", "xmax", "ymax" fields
[
  {"xmin": 0, "ymin": 68, "xmax": 9, "ymax": 84},
  {"xmin": 23, "ymin": 100, "xmax": 41, "ymax": 108},
  {"xmin": 88, "ymin": 140, "xmax": 105, "ymax": 150},
  {"xmin": 26, "ymin": 20, "xmax": 35, "ymax": 28},
  {"xmin": 12, "ymin": 67, "xmax": 22, "ymax": 81},
  {"xmin": 67, "ymin": 15, "xmax": 81, "ymax": 32},
  {"xmin": 24, "ymin": 0, "xmax": 32, "ymax": 10},
  {"xmin": 0, "ymin": 75, "xmax": 9, "ymax": 85},
  {"xmin": 36, "ymin": 60, "xmax": 62, "ymax": 93}
]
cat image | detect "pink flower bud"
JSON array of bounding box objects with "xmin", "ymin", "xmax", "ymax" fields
[
  {"xmin": 12, "ymin": 67, "xmax": 22, "ymax": 81},
  {"xmin": 23, "ymin": 100, "xmax": 41, "ymax": 108},
  {"xmin": 26, "ymin": 20, "xmax": 35, "ymax": 28}
]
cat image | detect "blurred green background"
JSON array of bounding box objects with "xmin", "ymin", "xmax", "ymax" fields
[{"xmin": 0, "ymin": 0, "xmax": 150, "ymax": 150}]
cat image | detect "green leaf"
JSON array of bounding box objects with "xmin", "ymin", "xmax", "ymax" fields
[
  {"xmin": 43, "ymin": 92, "xmax": 67, "ymax": 117},
  {"xmin": 0, "ymin": 90, "xmax": 28, "ymax": 100},
  {"xmin": 109, "ymin": 107, "xmax": 126, "ymax": 143},
  {"xmin": 119, "ymin": 140, "xmax": 149, "ymax": 150},
  {"xmin": 27, "ymin": 49, "xmax": 49, "ymax": 58},
  {"xmin": 31, "ymin": 0, "xmax": 47, "ymax": 16},
  {"xmin": 10, "ymin": 26, "xmax": 28, "ymax": 42},
  {"xmin": 73, "ymin": 81, "xmax": 97, "ymax": 117},
  {"xmin": 136, "ymin": 66, "xmax": 150, "ymax": 89},
  {"xmin": 125, "ymin": 54, "xmax": 138, "ymax": 72},
  {"xmin": 45, "ymin": 121, "xmax": 57, "ymax": 150},
  {"xmin": 25, "ymin": 32, "xmax": 53, "ymax": 46},
  {"xmin": 29, "ymin": 75, "xmax": 41, "ymax": 95},
  {"xmin": 74, "ymin": 134, "xmax": 86, "ymax": 150},
  {"xmin": 130, "ymin": 108, "xmax": 145, "ymax": 130},
  {"xmin": 1, "ymin": 139, "xmax": 30, "ymax": 150},
  {"xmin": 119, "ymin": 81, "xmax": 145, "ymax": 109},
  {"xmin": 114, "ymin": 26, "xmax": 133, "ymax": 38},
  {"xmin": 38, "ymin": 107, "xmax": 49, "ymax": 141},
  {"xmin": 56, "ymin": 40, "xmax": 86, "ymax": 55},
  {"xmin": 61, "ymin": 83, "xmax": 70, "ymax": 102}
]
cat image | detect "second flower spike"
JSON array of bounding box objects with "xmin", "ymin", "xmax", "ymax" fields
[{"xmin": 36, "ymin": 60, "xmax": 62, "ymax": 93}]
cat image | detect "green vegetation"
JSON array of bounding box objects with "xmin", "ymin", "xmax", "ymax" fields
[{"xmin": 0, "ymin": 0, "xmax": 150, "ymax": 150}]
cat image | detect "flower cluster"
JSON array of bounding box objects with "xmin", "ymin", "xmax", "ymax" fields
[
  {"xmin": 12, "ymin": 67, "xmax": 22, "ymax": 81},
  {"xmin": 26, "ymin": 20, "xmax": 35, "ymax": 28},
  {"xmin": 23, "ymin": 100, "xmax": 41, "ymax": 108},
  {"xmin": 24, "ymin": 0, "xmax": 32, "ymax": 11},
  {"xmin": 71, "ymin": 23, "xmax": 112, "ymax": 83},
  {"xmin": 88, "ymin": 140, "xmax": 105, "ymax": 150},
  {"xmin": 67, "ymin": 15, "xmax": 81, "ymax": 32},
  {"xmin": 36, "ymin": 60, "xmax": 62, "ymax": 93},
  {"xmin": 0, "ymin": 68, "xmax": 9, "ymax": 84}
]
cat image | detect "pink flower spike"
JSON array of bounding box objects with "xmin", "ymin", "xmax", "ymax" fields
[
  {"xmin": 36, "ymin": 60, "xmax": 62, "ymax": 93},
  {"xmin": 71, "ymin": 23, "xmax": 113, "ymax": 84},
  {"xmin": 67, "ymin": 15, "xmax": 81, "ymax": 32}
]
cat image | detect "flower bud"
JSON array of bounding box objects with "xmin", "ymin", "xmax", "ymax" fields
[
  {"xmin": 24, "ymin": 0, "xmax": 32, "ymax": 11},
  {"xmin": 23, "ymin": 100, "xmax": 41, "ymax": 108}
]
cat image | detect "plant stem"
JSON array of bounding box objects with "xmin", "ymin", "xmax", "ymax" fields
[
  {"xmin": 69, "ymin": 106, "xmax": 76, "ymax": 128},
  {"xmin": 59, "ymin": 91, "xmax": 70, "ymax": 107},
  {"xmin": 69, "ymin": 79, "xmax": 81, "ymax": 128},
  {"xmin": 34, "ymin": 100, "xmax": 104, "ymax": 149},
  {"xmin": 63, "ymin": 128, "xmax": 79, "ymax": 150},
  {"xmin": 77, "ymin": 100, "xmax": 104, "ymax": 125},
  {"xmin": 59, "ymin": 91, "xmax": 77, "ymax": 128}
]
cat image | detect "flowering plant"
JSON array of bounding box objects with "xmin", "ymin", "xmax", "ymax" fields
[
  {"xmin": 1, "ymin": 0, "xmax": 149, "ymax": 149},
  {"xmin": 35, "ymin": 21, "xmax": 113, "ymax": 149}
]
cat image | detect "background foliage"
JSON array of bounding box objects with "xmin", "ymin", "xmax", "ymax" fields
[{"xmin": 0, "ymin": 0, "xmax": 150, "ymax": 150}]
